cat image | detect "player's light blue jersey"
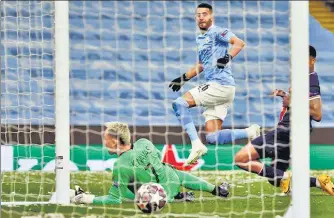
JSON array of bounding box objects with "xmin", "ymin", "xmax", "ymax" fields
[{"xmin": 197, "ymin": 25, "xmax": 236, "ymax": 86}]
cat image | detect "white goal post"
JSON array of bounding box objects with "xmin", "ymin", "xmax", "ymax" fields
[
  {"xmin": 54, "ymin": 1, "xmax": 70, "ymax": 205},
  {"xmin": 286, "ymin": 1, "xmax": 310, "ymax": 218},
  {"xmin": 50, "ymin": 0, "xmax": 311, "ymax": 214}
]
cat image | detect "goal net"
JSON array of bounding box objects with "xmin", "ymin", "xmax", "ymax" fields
[{"xmin": 1, "ymin": 1, "xmax": 316, "ymax": 217}]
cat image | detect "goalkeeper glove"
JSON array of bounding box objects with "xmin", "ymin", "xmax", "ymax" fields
[
  {"xmin": 217, "ymin": 54, "xmax": 233, "ymax": 69},
  {"xmin": 169, "ymin": 73, "xmax": 190, "ymax": 92},
  {"xmin": 174, "ymin": 192, "xmax": 195, "ymax": 202},
  {"xmin": 71, "ymin": 185, "xmax": 95, "ymax": 205}
]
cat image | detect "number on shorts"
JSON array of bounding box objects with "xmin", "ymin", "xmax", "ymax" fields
[{"xmin": 199, "ymin": 84, "xmax": 209, "ymax": 92}]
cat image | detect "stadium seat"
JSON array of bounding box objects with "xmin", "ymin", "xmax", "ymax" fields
[{"xmin": 1, "ymin": 1, "xmax": 333, "ymax": 127}]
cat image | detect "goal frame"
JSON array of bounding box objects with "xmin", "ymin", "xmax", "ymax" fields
[
  {"xmin": 6, "ymin": 1, "xmax": 311, "ymax": 215},
  {"xmin": 285, "ymin": 1, "xmax": 310, "ymax": 218}
]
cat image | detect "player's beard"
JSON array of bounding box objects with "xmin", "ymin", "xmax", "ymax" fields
[{"xmin": 198, "ymin": 20, "xmax": 212, "ymax": 31}]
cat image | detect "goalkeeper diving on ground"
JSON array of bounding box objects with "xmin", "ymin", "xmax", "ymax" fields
[
  {"xmin": 71, "ymin": 122, "xmax": 230, "ymax": 205},
  {"xmin": 169, "ymin": 3, "xmax": 260, "ymax": 166}
]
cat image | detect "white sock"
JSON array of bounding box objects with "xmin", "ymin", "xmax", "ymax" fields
[
  {"xmin": 191, "ymin": 138, "xmax": 202, "ymax": 147},
  {"xmin": 282, "ymin": 172, "xmax": 290, "ymax": 180},
  {"xmin": 316, "ymin": 179, "xmax": 321, "ymax": 188}
]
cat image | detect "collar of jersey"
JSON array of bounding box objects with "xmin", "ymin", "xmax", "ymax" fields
[{"xmin": 199, "ymin": 24, "xmax": 215, "ymax": 36}]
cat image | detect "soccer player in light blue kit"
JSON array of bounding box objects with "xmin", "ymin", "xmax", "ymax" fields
[{"xmin": 169, "ymin": 3, "xmax": 260, "ymax": 166}]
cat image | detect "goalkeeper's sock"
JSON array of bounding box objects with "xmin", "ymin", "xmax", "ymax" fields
[
  {"xmin": 206, "ymin": 129, "xmax": 248, "ymax": 145},
  {"xmin": 172, "ymin": 97, "xmax": 199, "ymax": 141}
]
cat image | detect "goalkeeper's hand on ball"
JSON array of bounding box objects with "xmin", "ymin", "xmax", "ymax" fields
[
  {"xmin": 70, "ymin": 185, "xmax": 95, "ymax": 204},
  {"xmin": 169, "ymin": 73, "xmax": 190, "ymax": 92},
  {"xmin": 217, "ymin": 54, "xmax": 233, "ymax": 69}
]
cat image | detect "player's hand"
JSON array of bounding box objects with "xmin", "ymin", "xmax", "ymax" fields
[
  {"xmin": 70, "ymin": 185, "xmax": 95, "ymax": 204},
  {"xmin": 169, "ymin": 73, "xmax": 190, "ymax": 92},
  {"xmin": 174, "ymin": 192, "xmax": 195, "ymax": 202},
  {"xmin": 217, "ymin": 54, "xmax": 233, "ymax": 69},
  {"xmin": 270, "ymin": 89, "xmax": 287, "ymax": 97}
]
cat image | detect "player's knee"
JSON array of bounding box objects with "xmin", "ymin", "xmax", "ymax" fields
[
  {"xmin": 234, "ymin": 151, "xmax": 248, "ymax": 166},
  {"xmin": 172, "ymin": 97, "xmax": 189, "ymax": 114},
  {"xmin": 205, "ymin": 132, "xmax": 217, "ymax": 145}
]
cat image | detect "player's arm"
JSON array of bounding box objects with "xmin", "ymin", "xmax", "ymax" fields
[
  {"xmin": 271, "ymin": 87, "xmax": 322, "ymax": 122},
  {"xmin": 169, "ymin": 63, "xmax": 203, "ymax": 92},
  {"xmin": 216, "ymin": 29, "xmax": 245, "ymax": 69},
  {"xmin": 228, "ymin": 36, "xmax": 246, "ymax": 58},
  {"xmin": 309, "ymin": 82, "xmax": 322, "ymax": 121},
  {"xmin": 71, "ymin": 167, "xmax": 135, "ymax": 205},
  {"xmin": 310, "ymin": 98, "xmax": 322, "ymax": 122},
  {"xmin": 185, "ymin": 62, "xmax": 204, "ymax": 80},
  {"xmin": 92, "ymin": 167, "xmax": 135, "ymax": 205}
]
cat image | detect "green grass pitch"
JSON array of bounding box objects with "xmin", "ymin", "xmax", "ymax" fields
[{"xmin": 1, "ymin": 171, "xmax": 333, "ymax": 218}]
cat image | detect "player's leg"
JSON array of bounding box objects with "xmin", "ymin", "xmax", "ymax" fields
[
  {"xmin": 234, "ymin": 142, "xmax": 264, "ymax": 173},
  {"xmin": 172, "ymin": 84, "xmax": 209, "ymax": 166},
  {"xmin": 175, "ymin": 169, "xmax": 215, "ymax": 192},
  {"xmin": 277, "ymin": 166, "xmax": 334, "ymax": 195},
  {"xmin": 201, "ymin": 84, "xmax": 260, "ymax": 145},
  {"xmin": 161, "ymin": 168, "xmax": 182, "ymax": 203},
  {"xmin": 311, "ymin": 174, "xmax": 334, "ymax": 195},
  {"xmin": 235, "ymin": 129, "xmax": 289, "ymax": 189},
  {"xmin": 175, "ymin": 170, "xmax": 229, "ymax": 197},
  {"xmin": 205, "ymin": 116, "xmax": 260, "ymax": 145},
  {"xmin": 172, "ymin": 91, "xmax": 199, "ymax": 143}
]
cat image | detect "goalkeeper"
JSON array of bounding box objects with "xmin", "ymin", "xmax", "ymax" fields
[{"xmin": 71, "ymin": 122, "xmax": 229, "ymax": 205}]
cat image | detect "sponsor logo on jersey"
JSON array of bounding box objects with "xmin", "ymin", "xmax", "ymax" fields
[{"xmin": 221, "ymin": 30, "xmax": 228, "ymax": 37}]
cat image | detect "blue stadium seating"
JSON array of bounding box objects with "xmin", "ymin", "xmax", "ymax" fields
[{"xmin": 1, "ymin": 1, "xmax": 333, "ymax": 127}]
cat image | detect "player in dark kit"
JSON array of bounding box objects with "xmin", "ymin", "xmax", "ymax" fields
[{"xmin": 233, "ymin": 45, "xmax": 334, "ymax": 195}]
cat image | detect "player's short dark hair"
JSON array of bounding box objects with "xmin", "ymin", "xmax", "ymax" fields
[
  {"xmin": 310, "ymin": 45, "xmax": 316, "ymax": 58},
  {"xmin": 197, "ymin": 3, "xmax": 213, "ymax": 11}
]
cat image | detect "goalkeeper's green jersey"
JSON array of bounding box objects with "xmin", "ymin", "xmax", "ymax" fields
[{"xmin": 93, "ymin": 138, "xmax": 180, "ymax": 205}]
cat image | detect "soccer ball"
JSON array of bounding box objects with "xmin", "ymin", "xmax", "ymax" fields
[{"xmin": 135, "ymin": 182, "xmax": 167, "ymax": 213}]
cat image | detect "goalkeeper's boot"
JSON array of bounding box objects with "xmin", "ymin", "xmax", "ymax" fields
[
  {"xmin": 174, "ymin": 192, "xmax": 195, "ymax": 202},
  {"xmin": 184, "ymin": 139, "xmax": 208, "ymax": 166},
  {"xmin": 280, "ymin": 172, "xmax": 291, "ymax": 194},
  {"xmin": 217, "ymin": 182, "xmax": 230, "ymax": 198},
  {"xmin": 317, "ymin": 174, "xmax": 334, "ymax": 196},
  {"xmin": 246, "ymin": 124, "xmax": 261, "ymax": 140}
]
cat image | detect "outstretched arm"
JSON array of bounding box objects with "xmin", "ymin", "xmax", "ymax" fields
[
  {"xmin": 184, "ymin": 62, "xmax": 204, "ymax": 80},
  {"xmin": 270, "ymin": 88, "xmax": 322, "ymax": 122},
  {"xmin": 72, "ymin": 167, "xmax": 135, "ymax": 205},
  {"xmin": 93, "ymin": 168, "xmax": 134, "ymax": 205},
  {"xmin": 169, "ymin": 63, "xmax": 203, "ymax": 92},
  {"xmin": 93, "ymin": 182, "xmax": 135, "ymax": 205}
]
